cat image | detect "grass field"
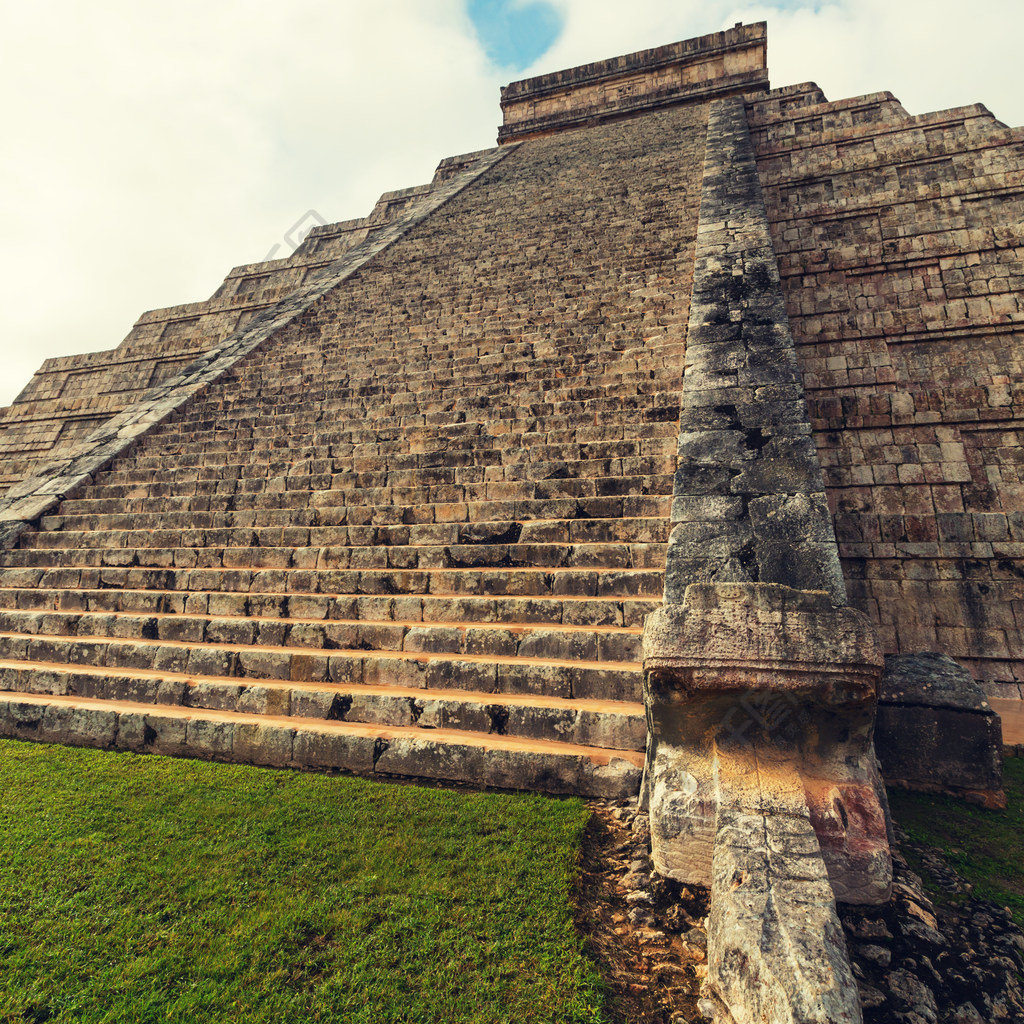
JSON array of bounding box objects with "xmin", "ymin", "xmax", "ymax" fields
[
  {"xmin": 888, "ymin": 755, "xmax": 1024, "ymax": 925},
  {"xmin": 0, "ymin": 740, "xmax": 607, "ymax": 1024}
]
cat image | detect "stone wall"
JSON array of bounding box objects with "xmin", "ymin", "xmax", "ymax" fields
[{"xmin": 750, "ymin": 86, "xmax": 1024, "ymax": 697}]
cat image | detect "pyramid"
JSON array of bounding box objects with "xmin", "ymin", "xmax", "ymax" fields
[{"xmin": 0, "ymin": 21, "xmax": 1021, "ymax": 798}]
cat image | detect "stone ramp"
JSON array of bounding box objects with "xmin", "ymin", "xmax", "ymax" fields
[{"xmin": 0, "ymin": 101, "xmax": 708, "ymax": 794}]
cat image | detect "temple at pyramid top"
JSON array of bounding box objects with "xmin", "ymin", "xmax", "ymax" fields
[{"xmin": 497, "ymin": 21, "xmax": 769, "ymax": 143}]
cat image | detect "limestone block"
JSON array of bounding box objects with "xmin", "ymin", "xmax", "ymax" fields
[
  {"xmin": 876, "ymin": 652, "xmax": 1004, "ymax": 807},
  {"xmin": 188, "ymin": 681, "xmax": 244, "ymax": 713},
  {"xmin": 235, "ymin": 684, "xmax": 290, "ymax": 717},
  {"xmin": 115, "ymin": 711, "xmax": 148, "ymax": 752},
  {"xmin": 141, "ymin": 714, "xmax": 189, "ymax": 757},
  {"xmin": 375, "ymin": 735, "xmax": 487, "ymax": 785},
  {"xmin": 705, "ymin": 803, "xmax": 864, "ymax": 1024},
  {"xmin": 185, "ymin": 718, "xmax": 234, "ymax": 758},
  {"xmin": 292, "ymin": 728, "xmax": 375, "ymax": 773},
  {"xmin": 415, "ymin": 697, "xmax": 491, "ymax": 733},
  {"xmin": 483, "ymin": 746, "xmax": 578, "ymax": 793},
  {"xmin": 579, "ymin": 756, "xmax": 643, "ymax": 800},
  {"xmin": 233, "ymin": 722, "xmax": 294, "ymax": 767}
]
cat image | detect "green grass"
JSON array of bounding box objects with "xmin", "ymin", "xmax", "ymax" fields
[
  {"xmin": 888, "ymin": 756, "xmax": 1024, "ymax": 925},
  {"xmin": 0, "ymin": 740, "xmax": 608, "ymax": 1024}
]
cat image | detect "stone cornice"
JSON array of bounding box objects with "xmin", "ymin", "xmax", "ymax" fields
[{"xmin": 497, "ymin": 23, "xmax": 768, "ymax": 144}]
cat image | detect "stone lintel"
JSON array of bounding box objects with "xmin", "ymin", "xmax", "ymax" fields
[{"xmin": 497, "ymin": 23, "xmax": 769, "ymax": 144}]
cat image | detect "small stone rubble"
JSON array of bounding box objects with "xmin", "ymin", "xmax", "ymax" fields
[
  {"xmin": 577, "ymin": 798, "xmax": 709, "ymax": 1023},
  {"xmin": 581, "ymin": 803, "xmax": 1023, "ymax": 1024},
  {"xmin": 841, "ymin": 827, "xmax": 1024, "ymax": 1024}
]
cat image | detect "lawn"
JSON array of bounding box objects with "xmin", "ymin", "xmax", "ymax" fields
[
  {"xmin": 0, "ymin": 740, "xmax": 607, "ymax": 1024},
  {"xmin": 888, "ymin": 755, "xmax": 1024, "ymax": 925}
]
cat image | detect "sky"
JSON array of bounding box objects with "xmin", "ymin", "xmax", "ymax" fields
[{"xmin": 2, "ymin": 0, "xmax": 1023, "ymax": 409}]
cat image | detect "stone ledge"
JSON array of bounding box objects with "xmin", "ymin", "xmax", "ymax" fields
[
  {"xmin": 498, "ymin": 23, "xmax": 768, "ymax": 144},
  {"xmin": 644, "ymin": 583, "xmax": 882, "ymax": 703}
]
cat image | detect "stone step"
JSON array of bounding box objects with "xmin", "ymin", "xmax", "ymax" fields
[
  {"xmin": 130, "ymin": 419, "xmax": 681, "ymax": 454},
  {"xmin": 221, "ymin": 348, "xmax": 682, "ymax": 378},
  {"xmin": 0, "ymin": 632, "xmax": 642, "ymax": 701},
  {"xmin": 80, "ymin": 472, "xmax": 673, "ymax": 504},
  {"xmin": 0, "ymin": 692, "xmax": 643, "ymax": 798},
  {"xmin": 0, "ymin": 585, "xmax": 659, "ymax": 627},
  {"xmin": 55, "ymin": 494, "xmax": 673, "ymax": 523},
  {"xmin": 171, "ymin": 360, "xmax": 679, "ymax": 397},
  {"xmin": 146, "ymin": 414, "xmax": 678, "ymax": 448},
  {"xmin": 104, "ymin": 451, "xmax": 676, "ymax": 480},
  {"xmin": 0, "ymin": 659, "xmax": 645, "ymax": 750},
  {"xmin": 3, "ymin": 541, "xmax": 669, "ymax": 572},
  {"xmin": 122, "ymin": 426, "xmax": 678, "ymax": 454},
  {"xmin": 153, "ymin": 384, "xmax": 683, "ymax": 420},
  {"xmin": 204, "ymin": 373, "xmax": 680, "ymax": 401},
  {"xmin": 0, "ymin": 564, "xmax": 665, "ymax": 599},
  {"xmin": 140, "ymin": 413, "xmax": 678, "ymax": 450},
  {"xmin": 90, "ymin": 456, "xmax": 676, "ymax": 489},
  {"xmin": 19, "ymin": 518, "xmax": 670, "ymax": 552},
  {"xmin": 0, "ymin": 607, "xmax": 643, "ymax": 662},
  {"xmin": 143, "ymin": 397, "xmax": 680, "ymax": 438},
  {"xmin": 106, "ymin": 437, "xmax": 676, "ymax": 473}
]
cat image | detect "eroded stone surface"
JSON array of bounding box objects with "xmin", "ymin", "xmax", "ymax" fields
[
  {"xmin": 644, "ymin": 91, "xmax": 888, "ymax": 1024},
  {"xmin": 876, "ymin": 652, "xmax": 1005, "ymax": 808},
  {"xmin": 704, "ymin": 800, "xmax": 863, "ymax": 1024}
]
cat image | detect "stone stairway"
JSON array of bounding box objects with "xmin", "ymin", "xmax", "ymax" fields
[{"xmin": 0, "ymin": 100, "xmax": 707, "ymax": 796}]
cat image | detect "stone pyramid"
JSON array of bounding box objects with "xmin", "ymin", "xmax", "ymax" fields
[{"xmin": 0, "ymin": 21, "xmax": 1021, "ymax": 800}]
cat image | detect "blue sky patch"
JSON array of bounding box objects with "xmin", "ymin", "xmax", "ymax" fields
[{"xmin": 467, "ymin": 0, "xmax": 563, "ymax": 70}]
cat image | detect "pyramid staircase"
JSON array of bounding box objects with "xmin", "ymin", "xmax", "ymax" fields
[{"xmin": 0, "ymin": 102, "xmax": 707, "ymax": 796}]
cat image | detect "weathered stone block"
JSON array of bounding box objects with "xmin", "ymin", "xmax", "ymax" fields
[
  {"xmin": 643, "ymin": 582, "xmax": 890, "ymax": 905},
  {"xmin": 233, "ymin": 722, "xmax": 294, "ymax": 767},
  {"xmin": 375, "ymin": 736, "xmax": 487, "ymax": 785},
  {"xmin": 706, "ymin": 805, "xmax": 863, "ymax": 1024},
  {"xmin": 185, "ymin": 718, "xmax": 235, "ymax": 758},
  {"xmin": 876, "ymin": 652, "xmax": 1004, "ymax": 807},
  {"xmin": 292, "ymin": 728, "xmax": 375, "ymax": 772}
]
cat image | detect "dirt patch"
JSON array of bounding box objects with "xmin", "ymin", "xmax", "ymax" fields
[{"xmin": 576, "ymin": 799, "xmax": 709, "ymax": 1024}]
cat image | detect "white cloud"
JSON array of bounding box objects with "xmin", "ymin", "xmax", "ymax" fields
[
  {"xmin": 537, "ymin": 0, "xmax": 1024, "ymax": 125},
  {"xmin": 2, "ymin": 0, "xmax": 1023, "ymax": 407},
  {"xmin": 0, "ymin": 0, "xmax": 495, "ymax": 406}
]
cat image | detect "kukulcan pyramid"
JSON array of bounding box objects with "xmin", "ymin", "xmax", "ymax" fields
[{"xmin": 0, "ymin": 22, "xmax": 1021, "ymax": 1022}]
